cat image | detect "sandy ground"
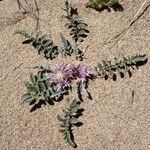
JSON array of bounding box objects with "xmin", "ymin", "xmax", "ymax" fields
[{"xmin": 0, "ymin": 0, "xmax": 150, "ymax": 149}]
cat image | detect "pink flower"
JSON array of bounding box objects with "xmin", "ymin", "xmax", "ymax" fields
[
  {"xmin": 45, "ymin": 63, "xmax": 92, "ymax": 91},
  {"xmin": 45, "ymin": 64, "xmax": 76, "ymax": 91},
  {"xmin": 77, "ymin": 64, "xmax": 91, "ymax": 81}
]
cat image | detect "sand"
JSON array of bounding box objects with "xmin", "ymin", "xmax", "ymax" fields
[{"xmin": 0, "ymin": 0, "xmax": 150, "ymax": 149}]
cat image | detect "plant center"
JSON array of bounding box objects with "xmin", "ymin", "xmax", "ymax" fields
[{"xmin": 56, "ymin": 71, "xmax": 64, "ymax": 80}]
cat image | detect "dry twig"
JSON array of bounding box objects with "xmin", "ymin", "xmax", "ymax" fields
[{"xmin": 101, "ymin": 0, "xmax": 150, "ymax": 46}]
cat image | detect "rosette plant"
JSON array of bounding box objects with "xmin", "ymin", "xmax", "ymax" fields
[{"xmin": 18, "ymin": 0, "xmax": 148, "ymax": 148}]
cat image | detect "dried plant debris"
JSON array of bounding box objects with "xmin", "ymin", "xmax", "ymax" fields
[
  {"xmin": 63, "ymin": 0, "xmax": 89, "ymax": 43},
  {"xmin": 59, "ymin": 32, "xmax": 84, "ymax": 60},
  {"xmin": 14, "ymin": 30, "xmax": 58, "ymax": 60},
  {"xmin": 95, "ymin": 54, "xmax": 147, "ymax": 80},
  {"xmin": 57, "ymin": 100, "xmax": 82, "ymax": 148},
  {"xmin": 22, "ymin": 72, "xmax": 67, "ymax": 105},
  {"xmin": 86, "ymin": 0, "xmax": 119, "ymax": 10},
  {"xmin": 102, "ymin": 0, "xmax": 150, "ymax": 45}
]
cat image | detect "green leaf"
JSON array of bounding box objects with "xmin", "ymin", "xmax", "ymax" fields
[
  {"xmin": 81, "ymin": 82, "xmax": 90, "ymax": 99},
  {"xmin": 41, "ymin": 82, "xmax": 47, "ymax": 92},
  {"xmin": 57, "ymin": 115, "xmax": 66, "ymax": 122},
  {"xmin": 77, "ymin": 23, "xmax": 87, "ymax": 29},
  {"xmin": 60, "ymin": 124, "xmax": 66, "ymax": 128},
  {"xmin": 59, "ymin": 129, "xmax": 67, "ymax": 133},
  {"xmin": 70, "ymin": 107, "xmax": 79, "ymax": 116},
  {"xmin": 21, "ymin": 93, "xmax": 31, "ymax": 101},
  {"xmin": 24, "ymin": 80, "xmax": 31, "ymax": 87},
  {"xmin": 78, "ymin": 30, "xmax": 86, "ymax": 36},
  {"xmin": 57, "ymin": 99, "xmax": 82, "ymax": 147},
  {"xmin": 66, "ymin": 131, "xmax": 76, "ymax": 147},
  {"xmin": 43, "ymin": 94, "xmax": 49, "ymax": 101},
  {"xmin": 96, "ymin": 54, "xmax": 147, "ymax": 80},
  {"xmin": 50, "ymin": 92, "xmax": 61, "ymax": 99},
  {"xmin": 45, "ymin": 39, "xmax": 53, "ymax": 46},
  {"xmin": 36, "ymin": 81, "xmax": 41, "ymax": 93},
  {"xmin": 60, "ymin": 32, "xmax": 70, "ymax": 50},
  {"xmin": 41, "ymin": 35, "xmax": 47, "ymax": 42},
  {"xmin": 45, "ymin": 90, "xmax": 51, "ymax": 97},
  {"xmin": 62, "ymin": 0, "xmax": 88, "ymax": 42},
  {"xmin": 79, "ymin": 37, "xmax": 84, "ymax": 42},
  {"xmin": 37, "ymin": 72, "xmax": 43, "ymax": 81},
  {"xmin": 30, "ymin": 73, "xmax": 36, "ymax": 84},
  {"xmin": 36, "ymin": 44, "xmax": 42, "ymax": 51},
  {"xmin": 27, "ymin": 86, "xmax": 37, "ymax": 93},
  {"xmin": 14, "ymin": 29, "xmax": 58, "ymax": 60},
  {"xmin": 21, "ymin": 93, "xmax": 35, "ymax": 104},
  {"xmin": 72, "ymin": 15, "xmax": 81, "ymax": 21},
  {"xmin": 72, "ymin": 85, "xmax": 79, "ymax": 99},
  {"xmin": 70, "ymin": 118, "xmax": 78, "ymax": 124},
  {"xmin": 22, "ymin": 38, "xmax": 33, "ymax": 44},
  {"xmin": 14, "ymin": 29, "xmax": 31, "ymax": 38},
  {"xmin": 65, "ymin": 23, "xmax": 72, "ymax": 28}
]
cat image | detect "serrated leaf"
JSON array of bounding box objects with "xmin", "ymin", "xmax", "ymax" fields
[
  {"xmin": 57, "ymin": 99, "xmax": 81, "ymax": 147},
  {"xmin": 96, "ymin": 54, "xmax": 147, "ymax": 80},
  {"xmin": 15, "ymin": 29, "xmax": 58, "ymax": 60},
  {"xmin": 62, "ymin": 0, "xmax": 88, "ymax": 42}
]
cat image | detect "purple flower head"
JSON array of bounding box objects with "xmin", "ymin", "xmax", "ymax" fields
[
  {"xmin": 45, "ymin": 63, "xmax": 76, "ymax": 91},
  {"xmin": 77, "ymin": 64, "xmax": 91, "ymax": 81},
  {"xmin": 45, "ymin": 63, "xmax": 92, "ymax": 91},
  {"xmin": 59, "ymin": 63, "xmax": 76, "ymax": 76}
]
